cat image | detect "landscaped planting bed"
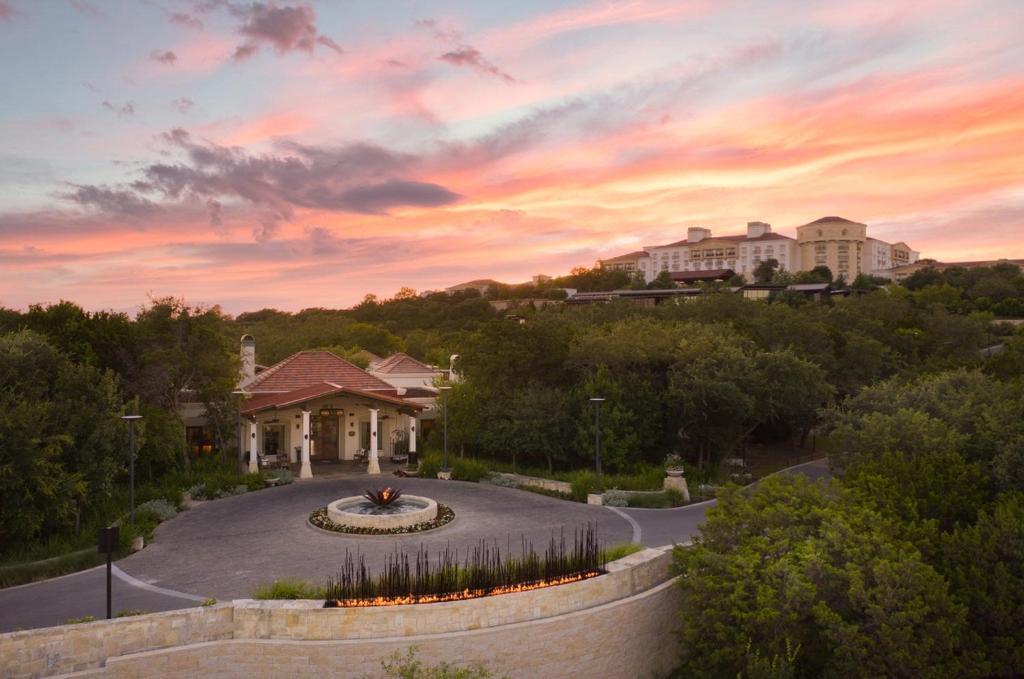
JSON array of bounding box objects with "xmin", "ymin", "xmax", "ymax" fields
[{"xmin": 309, "ymin": 504, "xmax": 455, "ymax": 535}]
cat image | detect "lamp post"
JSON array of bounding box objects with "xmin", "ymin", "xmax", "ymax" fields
[
  {"xmin": 438, "ymin": 386, "xmax": 452, "ymax": 472},
  {"xmin": 121, "ymin": 414, "xmax": 143, "ymax": 527},
  {"xmin": 589, "ymin": 398, "xmax": 605, "ymax": 492}
]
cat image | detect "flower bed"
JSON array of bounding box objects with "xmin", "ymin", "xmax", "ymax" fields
[{"xmin": 309, "ymin": 504, "xmax": 455, "ymax": 535}]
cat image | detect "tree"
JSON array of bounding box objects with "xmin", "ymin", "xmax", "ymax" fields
[
  {"xmin": 132, "ymin": 299, "xmax": 238, "ymax": 468},
  {"xmin": 940, "ymin": 493, "xmax": 1024, "ymax": 676},
  {"xmin": 794, "ymin": 266, "xmax": 833, "ymax": 284},
  {"xmin": 648, "ymin": 270, "xmax": 675, "ymax": 289},
  {"xmin": 573, "ymin": 366, "xmax": 646, "ymax": 472},
  {"xmin": 0, "ymin": 331, "xmax": 125, "ymax": 548},
  {"xmin": 674, "ymin": 475, "xmax": 982, "ymax": 679},
  {"xmin": 753, "ymin": 258, "xmax": 780, "ymax": 284}
]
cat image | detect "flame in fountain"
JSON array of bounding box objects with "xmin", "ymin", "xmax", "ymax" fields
[
  {"xmin": 363, "ymin": 487, "xmax": 403, "ymax": 507},
  {"xmin": 327, "ymin": 570, "xmax": 602, "ymax": 608}
]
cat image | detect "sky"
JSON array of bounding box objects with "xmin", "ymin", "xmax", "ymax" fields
[{"xmin": 1, "ymin": 0, "xmax": 1023, "ymax": 314}]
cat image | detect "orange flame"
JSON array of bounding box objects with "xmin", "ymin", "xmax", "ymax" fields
[{"xmin": 328, "ymin": 570, "xmax": 602, "ymax": 608}]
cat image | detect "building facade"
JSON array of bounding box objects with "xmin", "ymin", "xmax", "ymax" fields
[
  {"xmin": 635, "ymin": 222, "xmax": 799, "ymax": 283},
  {"xmin": 236, "ymin": 339, "xmax": 427, "ymax": 478},
  {"xmin": 796, "ymin": 216, "xmax": 919, "ymax": 280},
  {"xmin": 597, "ymin": 250, "xmax": 649, "ymax": 273}
]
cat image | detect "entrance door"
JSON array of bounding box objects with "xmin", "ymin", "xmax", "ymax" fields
[
  {"xmin": 262, "ymin": 424, "xmax": 285, "ymax": 457},
  {"xmin": 314, "ymin": 415, "xmax": 339, "ymax": 460}
]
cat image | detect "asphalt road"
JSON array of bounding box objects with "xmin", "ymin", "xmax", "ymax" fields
[{"xmin": 0, "ymin": 458, "xmax": 830, "ymax": 633}]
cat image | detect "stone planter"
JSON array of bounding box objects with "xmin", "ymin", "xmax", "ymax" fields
[
  {"xmin": 665, "ymin": 469, "xmax": 685, "ymax": 478},
  {"xmin": 663, "ymin": 474, "xmax": 690, "ymax": 502},
  {"xmin": 130, "ymin": 536, "xmax": 145, "ymax": 552},
  {"xmin": 586, "ymin": 493, "xmax": 604, "ymax": 506},
  {"xmin": 437, "ymin": 470, "xmax": 452, "ymax": 480}
]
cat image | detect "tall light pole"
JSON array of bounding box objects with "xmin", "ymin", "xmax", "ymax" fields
[
  {"xmin": 589, "ymin": 398, "xmax": 605, "ymax": 492},
  {"xmin": 438, "ymin": 386, "xmax": 452, "ymax": 472},
  {"xmin": 121, "ymin": 414, "xmax": 143, "ymax": 526}
]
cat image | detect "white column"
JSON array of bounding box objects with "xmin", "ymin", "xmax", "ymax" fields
[
  {"xmin": 300, "ymin": 410, "xmax": 312, "ymax": 479},
  {"xmin": 248, "ymin": 420, "xmax": 258, "ymax": 474},
  {"xmin": 290, "ymin": 417, "xmax": 298, "ymax": 463},
  {"xmin": 368, "ymin": 408, "xmax": 381, "ymax": 475},
  {"xmin": 408, "ymin": 415, "xmax": 417, "ymax": 454}
]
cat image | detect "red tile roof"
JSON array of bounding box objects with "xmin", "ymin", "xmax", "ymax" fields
[
  {"xmin": 372, "ymin": 352, "xmax": 436, "ymax": 375},
  {"xmin": 243, "ymin": 350, "xmax": 395, "ymax": 394},
  {"xmin": 240, "ymin": 381, "xmax": 424, "ymax": 415},
  {"xmin": 600, "ymin": 250, "xmax": 650, "ymax": 263},
  {"xmin": 654, "ymin": 232, "xmax": 793, "ymax": 248}
]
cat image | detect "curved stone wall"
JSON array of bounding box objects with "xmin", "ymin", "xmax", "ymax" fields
[{"xmin": 0, "ymin": 547, "xmax": 681, "ymax": 679}]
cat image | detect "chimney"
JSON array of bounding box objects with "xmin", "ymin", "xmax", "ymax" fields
[
  {"xmin": 687, "ymin": 227, "xmax": 711, "ymax": 243},
  {"xmin": 747, "ymin": 222, "xmax": 771, "ymax": 239},
  {"xmin": 240, "ymin": 335, "xmax": 256, "ymax": 385}
]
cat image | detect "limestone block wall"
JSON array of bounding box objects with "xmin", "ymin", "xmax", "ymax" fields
[
  {"xmin": 1, "ymin": 548, "xmax": 681, "ymax": 679},
  {"xmin": 90, "ymin": 579, "xmax": 682, "ymax": 679},
  {"xmin": 0, "ymin": 604, "xmax": 234, "ymax": 679},
  {"xmin": 491, "ymin": 472, "xmax": 572, "ymax": 495}
]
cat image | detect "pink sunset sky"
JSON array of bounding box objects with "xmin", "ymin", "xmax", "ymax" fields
[{"xmin": 1, "ymin": 0, "xmax": 1023, "ymax": 313}]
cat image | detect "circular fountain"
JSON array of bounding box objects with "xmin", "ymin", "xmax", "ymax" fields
[{"xmin": 326, "ymin": 488, "xmax": 438, "ymax": 531}]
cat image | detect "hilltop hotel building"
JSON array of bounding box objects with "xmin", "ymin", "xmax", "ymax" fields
[{"xmin": 599, "ymin": 216, "xmax": 919, "ymax": 283}]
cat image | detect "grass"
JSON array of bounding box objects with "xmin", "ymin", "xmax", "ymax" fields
[
  {"xmin": 252, "ymin": 578, "xmax": 326, "ymax": 600},
  {"xmin": 601, "ymin": 542, "xmax": 644, "ymax": 562}
]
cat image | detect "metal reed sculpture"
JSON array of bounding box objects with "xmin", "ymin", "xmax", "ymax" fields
[
  {"xmin": 324, "ymin": 524, "xmax": 603, "ymax": 607},
  {"xmin": 363, "ymin": 487, "xmax": 403, "ymax": 507}
]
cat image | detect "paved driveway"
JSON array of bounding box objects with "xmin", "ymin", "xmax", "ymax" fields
[{"xmin": 0, "ymin": 459, "xmax": 829, "ymax": 633}]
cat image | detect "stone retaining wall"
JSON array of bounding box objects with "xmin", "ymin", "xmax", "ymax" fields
[
  {"xmin": 1, "ymin": 548, "xmax": 681, "ymax": 679},
  {"xmin": 492, "ymin": 472, "xmax": 573, "ymax": 495}
]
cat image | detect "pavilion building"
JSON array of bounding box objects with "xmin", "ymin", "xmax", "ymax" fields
[{"xmin": 237, "ymin": 336, "xmax": 425, "ymax": 479}]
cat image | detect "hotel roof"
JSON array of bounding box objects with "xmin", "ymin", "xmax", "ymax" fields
[
  {"xmin": 371, "ymin": 352, "xmax": 436, "ymax": 375},
  {"xmin": 243, "ymin": 350, "xmax": 395, "ymax": 394}
]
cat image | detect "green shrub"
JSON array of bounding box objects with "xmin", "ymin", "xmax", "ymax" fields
[
  {"xmin": 452, "ymin": 458, "xmax": 488, "ymax": 482},
  {"xmin": 515, "ymin": 485, "xmax": 574, "ymax": 501},
  {"xmin": 602, "ymin": 542, "xmax": 644, "ymax": 562},
  {"xmin": 252, "ymin": 578, "xmax": 325, "ymax": 600},
  {"xmin": 603, "ymin": 465, "xmax": 664, "ymax": 491},
  {"xmin": 418, "ymin": 453, "xmax": 443, "ymax": 479},
  {"xmin": 201, "ymin": 598, "xmax": 217, "ymax": 606},
  {"xmin": 570, "ymin": 470, "xmax": 595, "ymax": 502},
  {"xmin": 372, "ymin": 648, "xmax": 501, "ymax": 679},
  {"xmin": 0, "ymin": 549, "xmax": 103, "ymax": 589},
  {"xmin": 115, "ymin": 609, "xmax": 147, "ymax": 618},
  {"xmin": 243, "ymin": 473, "xmax": 265, "ymax": 492},
  {"xmin": 186, "ymin": 483, "xmax": 206, "ymax": 500},
  {"xmin": 272, "ymin": 468, "xmax": 294, "ymax": 485},
  {"xmin": 623, "ymin": 489, "xmax": 688, "ymax": 508},
  {"xmin": 66, "ymin": 615, "xmax": 96, "ymax": 624},
  {"xmin": 665, "ymin": 488, "xmax": 685, "ymax": 506},
  {"xmin": 137, "ymin": 498, "xmax": 177, "ymax": 522},
  {"xmin": 602, "ymin": 489, "xmax": 630, "ymax": 507}
]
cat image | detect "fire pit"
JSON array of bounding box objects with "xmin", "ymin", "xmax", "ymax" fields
[{"xmin": 326, "ymin": 487, "xmax": 438, "ymax": 531}]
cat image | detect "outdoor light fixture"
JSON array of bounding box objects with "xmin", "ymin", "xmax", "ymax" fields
[
  {"xmin": 589, "ymin": 398, "xmax": 605, "ymax": 492},
  {"xmin": 121, "ymin": 414, "xmax": 143, "ymax": 527}
]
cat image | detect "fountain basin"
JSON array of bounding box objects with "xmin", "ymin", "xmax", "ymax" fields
[{"xmin": 327, "ymin": 494, "xmax": 438, "ymax": 531}]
